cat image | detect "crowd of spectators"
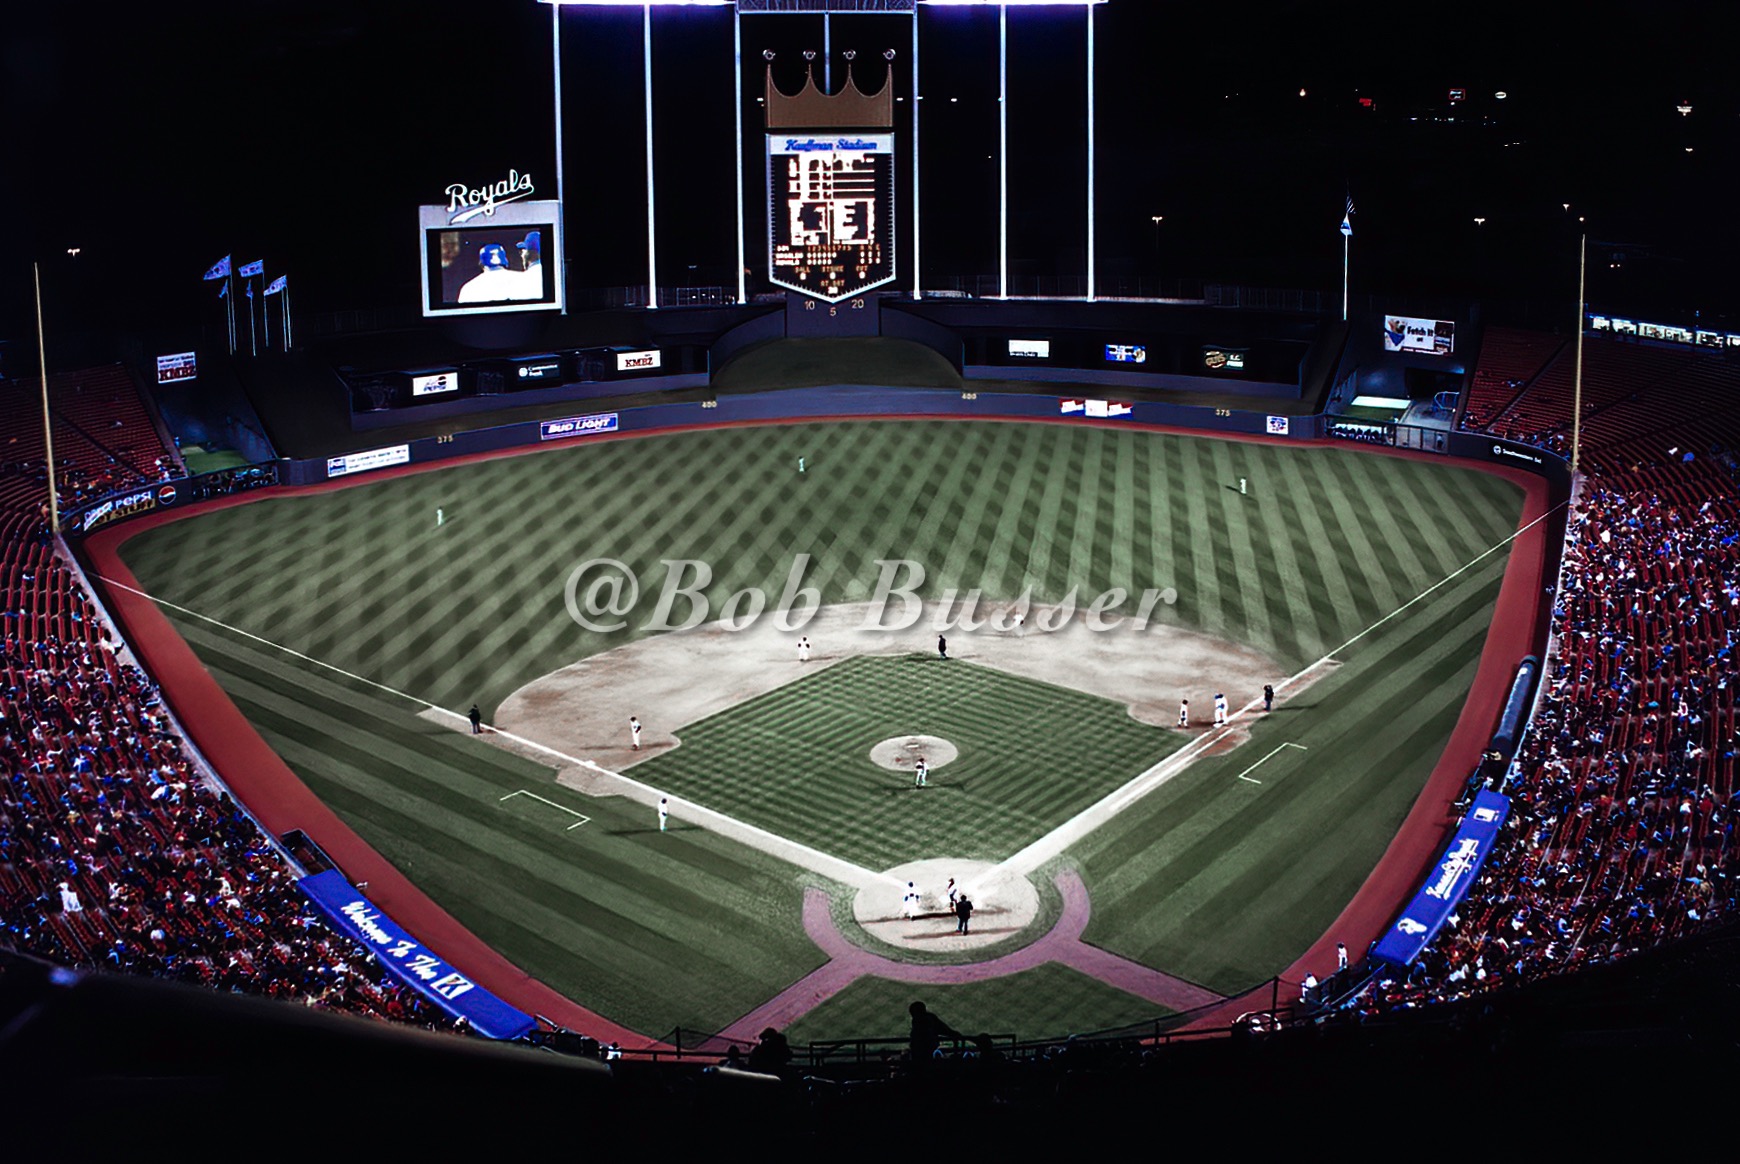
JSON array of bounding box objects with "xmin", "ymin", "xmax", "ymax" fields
[
  {"xmin": 1361, "ymin": 484, "xmax": 1740, "ymax": 1011},
  {"xmin": 0, "ymin": 372, "xmax": 457, "ymax": 1030}
]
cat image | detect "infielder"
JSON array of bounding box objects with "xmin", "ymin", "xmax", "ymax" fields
[
  {"xmin": 797, "ymin": 636, "xmax": 811, "ymax": 662},
  {"xmin": 1213, "ymin": 693, "xmax": 1229, "ymax": 726},
  {"xmin": 630, "ymin": 716, "xmax": 643, "ymax": 750},
  {"xmin": 1177, "ymin": 699, "xmax": 1189, "ymax": 728}
]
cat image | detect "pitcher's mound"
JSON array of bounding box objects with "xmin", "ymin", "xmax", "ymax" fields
[{"xmin": 869, "ymin": 735, "xmax": 958, "ymax": 772}]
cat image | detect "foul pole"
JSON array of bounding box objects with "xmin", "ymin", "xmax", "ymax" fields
[{"xmin": 33, "ymin": 263, "xmax": 59, "ymax": 535}]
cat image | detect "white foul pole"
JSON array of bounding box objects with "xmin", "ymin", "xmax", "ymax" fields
[
  {"xmin": 1573, "ymin": 232, "xmax": 1586, "ymax": 476},
  {"xmin": 34, "ymin": 263, "xmax": 59, "ymax": 536}
]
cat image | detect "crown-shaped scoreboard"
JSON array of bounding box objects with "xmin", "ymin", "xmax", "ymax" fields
[{"xmin": 766, "ymin": 62, "xmax": 897, "ymax": 303}]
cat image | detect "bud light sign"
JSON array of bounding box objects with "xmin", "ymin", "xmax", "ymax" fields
[{"xmin": 540, "ymin": 412, "xmax": 619, "ymax": 441}]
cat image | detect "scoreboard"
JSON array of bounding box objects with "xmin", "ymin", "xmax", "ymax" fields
[{"xmin": 767, "ymin": 134, "xmax": 896, "ymax": 303}]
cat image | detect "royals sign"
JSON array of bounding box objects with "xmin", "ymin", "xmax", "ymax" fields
[{"xmin": 445, "ymin": 168, "xmax": 535, "ymax": 225}]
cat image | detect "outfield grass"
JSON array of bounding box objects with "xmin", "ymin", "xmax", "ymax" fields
[
  {"xmin": 116, "ymin": 420, "xmax": 1525, "ymax": 1035},
  {"xmin": 635, "ymin": 654, "xmax": 1181, "ymax": 869}
]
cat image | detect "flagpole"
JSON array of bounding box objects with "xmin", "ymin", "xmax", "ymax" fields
[
  {"xmin": 227, "ymin": 268, "xmax": 237, "ymax": 355},
  {"xmin": 263, "ymin": 278, "xmax": 272, "ymax": 349},
  {"xmin": 285, "ymin": 279, "xmax": 293, "ymax": 349},
  {"xmin": 1342, "ymin": 230, "xmax": 1349, "ymax": 322},
  {"xmin": 248, "ymin": 279, "xmax": 258, "ymax": 357},
  {"xmin": 34, "ymin": 262, "xmax": 60, "ymax": 536}
]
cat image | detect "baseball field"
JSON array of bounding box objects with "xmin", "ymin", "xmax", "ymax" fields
[{"xmin": 111, "ymin": 418, "xmax": 1528, "ymax": 1042}]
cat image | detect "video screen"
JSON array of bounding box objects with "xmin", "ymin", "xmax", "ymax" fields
[{"xmin": 426, "ymin": 224, "xmax": 554, "ymax": 311}]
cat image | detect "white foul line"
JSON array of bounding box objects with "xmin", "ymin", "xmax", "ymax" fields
[
  {"xmin": 995, "ymin": 501, "xmax": 1562, "ymax": 878},
  {"xmin": 1233, "ymin": 742, "xmax": 1308, "ymax": 785},
  {"xmin": 96, "ymin": 573, "xmax": 899, "ymax": 893},
  {"xmin": 500, "ymin": 789, "xmax": 591, "ymax": 830}
]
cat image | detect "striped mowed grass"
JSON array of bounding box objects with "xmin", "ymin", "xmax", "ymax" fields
[
  {"xmin": 116, "ymin": 420, "xmax": 1525, "ymax": 1037},
  {"xmin": 632, "ymin": 654, "xmax": 1183, "ymax": 870}
]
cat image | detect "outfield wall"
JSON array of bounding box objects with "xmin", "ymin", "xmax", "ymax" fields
[{"xmin": 61, "ymin": 385, "xmax": 1571, "ymax": 542}]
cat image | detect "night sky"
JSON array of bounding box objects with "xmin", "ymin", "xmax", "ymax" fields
[{"xmin": 8, "ymin": 0, "xmax": 1739, "ymax": 351}]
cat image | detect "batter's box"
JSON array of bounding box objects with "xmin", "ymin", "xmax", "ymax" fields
[{"xmin": 499, "ymin": 788, "xmax": 592, "ymax": 832}]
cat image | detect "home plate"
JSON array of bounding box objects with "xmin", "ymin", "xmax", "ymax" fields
[{"xmin": 854, "ymin": 858, "xmax": 1040, "ymax": 953}]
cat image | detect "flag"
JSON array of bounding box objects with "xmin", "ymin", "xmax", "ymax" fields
[
  {"xmin": 245, "ymin": 281, "xmax": 254, "ymax": 299},
  {"xmin": 265, "ymin": 275, "xmax": 287, "ymax": 296},
  {"xmin": 217, "ymin": 280, "xmax": 228, "ymax": 299},
  {"xmin": 1340, "ymin": 194, "xmax": 1354, "ymax": 237},
  {"xmin": 203, "ymin": 254, "xmax": 232, "ymax": 281},
  {"xmin": 239, "ymin": 259, "xmax": 264, "ymax": 278}
]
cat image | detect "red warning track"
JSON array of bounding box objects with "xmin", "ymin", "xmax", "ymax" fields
[{"xmin": 80, "ymin": 417, "xmax": 1560, "ymax": 1043}]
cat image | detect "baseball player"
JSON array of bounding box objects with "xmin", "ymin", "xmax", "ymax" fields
[
  {"xmin": 658, "ymin": 797, "xmax": 669, "ymax": 832},
  {"xmin": 1177, "ymin": 699, "xmax": 1189, "ymax": 728},
  {"xmin": 630, "ymin": 716, "xmax": 643, "ymax": 750},
  {"xmin": 903, "ymin": 882, "xmax": 921, "ymax": 919},
  {"xmin": 914, "ymin": 756, "xmax": 928, "ymax": 788},
  {"xmin": 946, "ymin": 878, "xmax": 957, "ymax": 908},
  {"xmin": 797, "ymin": 636, "xmax": 811, "ymax": 662},
  {"xmin": 512, "ymin": 230, "xmax": 544, "ymax": 296},
  {"xmin": 1213, "ymin": 693, "xmax": 1229, "ymax": 726},
  {"xmin": 456, "ymin": 243, "xmax": 529, "ymax": 304}
]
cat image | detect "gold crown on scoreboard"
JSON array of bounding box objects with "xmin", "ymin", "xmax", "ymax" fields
[{"xmin": 765, "ymin": 56, "xmax": 894, "ymax": 130}]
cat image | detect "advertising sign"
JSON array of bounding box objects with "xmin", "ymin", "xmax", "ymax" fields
[
  {"xmin": 1383, "ymin": 316, "xmax": 1456, "ymax": 355},
  {"xmin": 539, "ymin": 413, "xmax": 620, "ymax": 441},
  {"xmin": 326, "ymin": 444, "xmax": 411, "ymax": 479},
  {"xmin": 614, "ymin": 349, "xmax": 662, "ymax": 373},
  {"xmin": 1104, "ymin": 343, "xmax": 1147, "ymax": 364},
  {"xmin": 1371, "ymin": 790, "xmax": 1510, "ymax": 967},
  {"xmin": 1203, "ymin": 347, "xmax": 1247, "ymax": 371},
  {"xmin": 156, "ymin": 351, "xmax": 198, "ymax": 384},
  {"xmin": 1009, "ymin": 339, "xmax": 1051, "ymax": 359},
  {"xmin": 409, "ymin": 372, "xmax": 459, "ymax": 398},
  {"xmin": 299, "ymin": 870, "xmax": 534, "ymax": 1040},
  {"xmin": 1266, "ymin": 415, "xmax": 1290, "ymax": 436}
]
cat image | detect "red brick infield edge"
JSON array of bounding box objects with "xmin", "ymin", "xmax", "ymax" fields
[{"xmin": 80, "ymin": 412, "xmax": 1556, "ymax": 1045}]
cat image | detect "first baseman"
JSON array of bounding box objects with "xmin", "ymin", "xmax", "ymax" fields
[{"xmin": 1213, "ymin": 693, "xmax": 1229, "ymax": 726}]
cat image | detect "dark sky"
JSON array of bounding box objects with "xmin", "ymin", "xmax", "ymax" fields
[{"xmin": 9, "ymin": 0, "xmax": 1740, "ymax": 349}]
